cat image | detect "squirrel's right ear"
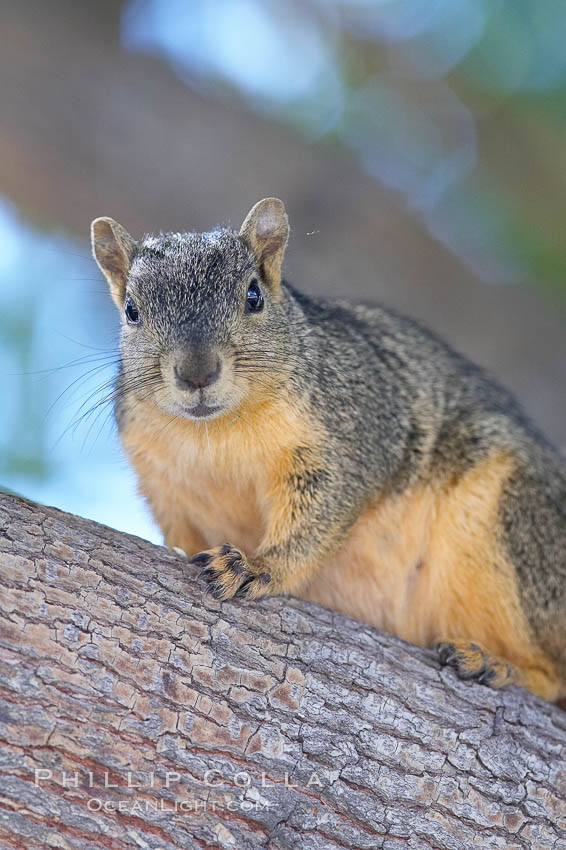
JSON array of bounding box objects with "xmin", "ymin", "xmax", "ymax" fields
[
  {"xmin": 91, "ymin": 217, "xmax": 137, "ymax": 310},
  {"xmin": 240, "ymin": 198, "xmax": 289, "ymax": 290}
]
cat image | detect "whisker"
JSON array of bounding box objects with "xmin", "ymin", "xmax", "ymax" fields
[
  {"xmin": 13, "ymin": 352, "xmax": 121, "ymax": 379},
  {"xmin": 56, "ymin": 365, "xmax": 163, "ymax": 447},
  {"xmin": 60, "ymin": 379, "xmax": 162, "ymax": 450},
  {"xmin": 153, "ymin": 411, "xmax": 181, "ymax": 439},
  {"xmin": 44, "ymin": 361, "xmax": 123, "ymax": 421}
]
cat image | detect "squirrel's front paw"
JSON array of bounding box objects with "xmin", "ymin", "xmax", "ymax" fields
[
  {"xmin": 436, "ymin": 640, "xmax": 513, "ymax": 688},
  {"xmin": 190, "ymin": 544, "xmax": 272, "ymax": 601}
]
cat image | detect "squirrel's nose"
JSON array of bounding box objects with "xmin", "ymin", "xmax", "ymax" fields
[{"xmin": 174, "ymin": 358, "xmax": 221, "ymax": 392}]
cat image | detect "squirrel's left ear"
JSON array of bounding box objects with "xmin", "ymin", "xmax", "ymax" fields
[
  {"xmin": 91, "ymin": 217, "xmax": 137, "ymax": 310},
  {"xmin": 240, "ymin": 198, "xmax": 289, "ymax": 290}
]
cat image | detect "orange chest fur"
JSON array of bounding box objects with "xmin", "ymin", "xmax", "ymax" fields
[
  {"xmin": 119, "ymin": 401, "xmax": 306, "ymax": 555},
  {"xmin": 142, "ymin": 446, "xmax": 269, "ymax": 555}
]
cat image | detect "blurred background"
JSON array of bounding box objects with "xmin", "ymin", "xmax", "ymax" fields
[{"xmin": 1, "ymin": 0, "xmax": 566, "ymax": 544}]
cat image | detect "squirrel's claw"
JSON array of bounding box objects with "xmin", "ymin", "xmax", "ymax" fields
[{"xmin": 191, "ymin": 544, "xmax": 272, "ymax": 601}]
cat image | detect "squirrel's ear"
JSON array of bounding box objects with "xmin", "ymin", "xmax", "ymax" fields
[
  {"xmin": 240, "ymin": 198, "xmax": 289, "ymax": 289},
  {"xmin": 91, "ymin": 217, "xmax": 137, "ymax": 309}
]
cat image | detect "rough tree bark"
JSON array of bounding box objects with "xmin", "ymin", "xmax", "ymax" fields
[{"xmin": 0, "ymin": 492, "xmax": 564, "ymax": 850}]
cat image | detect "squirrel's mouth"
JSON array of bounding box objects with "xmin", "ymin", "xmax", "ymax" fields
[{"xmin": 183, "ymin": 401, "xmax": 224, "ymax": 420}]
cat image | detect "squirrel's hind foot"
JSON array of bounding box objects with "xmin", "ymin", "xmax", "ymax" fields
[
  {"xmin": 436, "ymin": 639, "xmax": 563, "ymax": 701},
  {"xmin": 191, "ymin": 544, "xmax": 272, "ymax": 601}
]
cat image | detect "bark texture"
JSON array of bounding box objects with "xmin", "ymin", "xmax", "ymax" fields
[{"xmin": 0, "ymin": 491, "xmax": 565, "ymax": 850}]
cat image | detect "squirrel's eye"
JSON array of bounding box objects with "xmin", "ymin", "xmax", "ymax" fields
[
  {"xmin": 245, "ymin": 280, "xmax": 264, "ymax": 313},
  {"xmin": 125, "ymin": 296, "xmax": 140, "ymax": 324}
]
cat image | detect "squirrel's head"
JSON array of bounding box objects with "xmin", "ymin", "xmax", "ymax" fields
[{"xmin": 91, "ymin": 198, "xmax": 291, "ymax": 422}]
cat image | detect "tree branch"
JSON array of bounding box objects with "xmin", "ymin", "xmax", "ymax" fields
[{"xmin": 0, "ymin": 492, "xmax": 565, "ymax": 849}]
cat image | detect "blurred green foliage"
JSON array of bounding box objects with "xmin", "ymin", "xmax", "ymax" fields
[{"xmin": 126, "ymin": 0, "xmax": 566, "ymax": 291}]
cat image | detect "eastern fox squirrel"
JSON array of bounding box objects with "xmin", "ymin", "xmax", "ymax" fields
[{"xmin": 91, "ymin": 198, "xmax": 566, "ymax": 703}]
